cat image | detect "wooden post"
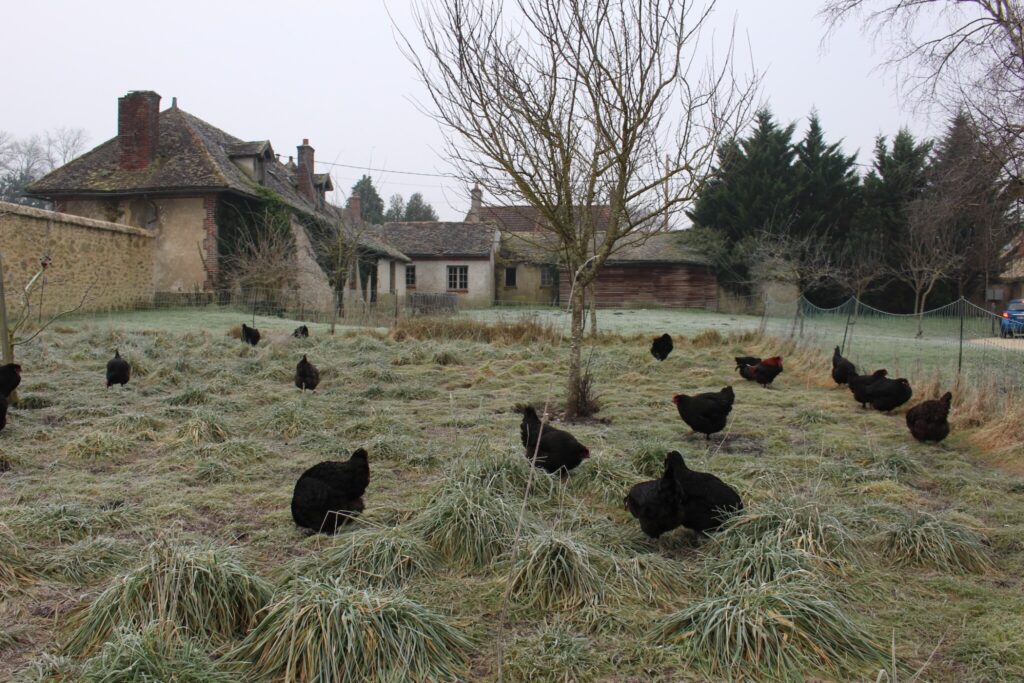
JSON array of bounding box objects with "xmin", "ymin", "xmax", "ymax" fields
[{"xmin": 0, "ymin": 253, "xmax": 12, "ymax": 365}]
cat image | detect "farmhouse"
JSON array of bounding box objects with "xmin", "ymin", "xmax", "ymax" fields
[
  {"xmin": 26, "ymin": 90, "xmax": 408, "ymax": 305},
  {"xmin": 371, "ymin": 221, "xmax": 500, "ymax": 307}
]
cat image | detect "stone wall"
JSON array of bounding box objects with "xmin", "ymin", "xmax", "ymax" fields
[{"xmin": 0, "ymin": 201, "xmax": 154, "ymax": 317}]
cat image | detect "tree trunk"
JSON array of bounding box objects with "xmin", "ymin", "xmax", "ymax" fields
[
  {"xmin": 588, "ymin": 284, "xmax": 598, "ymax": 337},
  {"xmin": 565, "ymin": 282, "xmax": 586, "ymax": 420},
  {"xmin": 0, "ymin": 254, "xmax": 13, "ymax": 365}
]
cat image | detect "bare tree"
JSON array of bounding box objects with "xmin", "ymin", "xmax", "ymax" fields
[
  {"xmin": 44, "ymin": 127, "xmax": 89, "ymax": 169},
  {"xmin": 219, "ymin": 206, "xmax": 298, "ymax": 294},
  {"xmin": 314, "ymin": 210, "xmax": 375, "ymax": 329},
  {"xmin": 402, "ymin": 0, "xmax": 758, "ymax": 417}
]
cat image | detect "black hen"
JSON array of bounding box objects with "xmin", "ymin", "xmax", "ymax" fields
[
  {"xmin": 520, "ymin": 406, "xmax": 590, "ymax": 474},
  {"xmin": 293, "ymin": 325, "xmax": 310, "ymax": 338},
  {"xmin": 295, "ymin": 355, "xmax": 320, "ymax": 392},
  {"xmin": 672, "ymin": 386, "xmax": 734, "ymax": 440},
  {"xmin": 831, "ymin": 346, "xmax": 857, "ymax": 386},
  {"xmin": 0, "ymin": 395, "xmax": 7, "ymax": 433},
  {"xmin": 906, "ymin": 392, "xmax": 952, "ymax": 442},
  {"xmin": 650, "ymin": 334, "xmax": 673, "ymax": 361},
  {"xmin": 625, "ymin": 451, "xmax": 687, "ymax": 538},
  {"xmin": 241, "ymin": 323, "xmax": 261, "ymax": 346},
  {"xmin": 0, "ymin": 363, "xmax": 22, "ymax": 397},
  {"xmin": 291, "ymin": 448, "xmax": 370, "ymax": 534},
  {"xmin": 849, "ymin": 369, "xmax": 888, "ymax": 408},
  {"xmin": 865, "ymin": 377, "xmax": 913, "ymax": 412},
  {"xmin": 734, "ymin": 356, "xmax": 761, "ymax": 371},
  {"xmin": 673, "ymin": 452, "xmax": 744, "ymax": 534},
  {"xmin": 106, "ymin": 350, "xmax": 131, "ymax": 388},
  {"xmin": 739, "ymin": 356, "xmax": 784, "ymax": 388}
]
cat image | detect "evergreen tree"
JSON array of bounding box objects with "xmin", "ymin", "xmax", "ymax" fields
[
  {"xmin": 403, "ymin": 193, "xmax": 438, "ymax": 221},
  {"xmin": 351, "ymin": 176, "xmax": 385, "ymax": 224},
  {"xmin": 793, "ymin": 112, "xmax": 860, "ymax": 245}
]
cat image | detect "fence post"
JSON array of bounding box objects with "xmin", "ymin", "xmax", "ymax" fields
[
  {"xmin": 957, "ymin": 297, "xmax": 965, "ymax": 375},
  {"xmin": 758, "ymin": 291, "xmax": 768, "ymax": 335},
  {"xmin": 0, "ymin": 254, "xmax": 12, "ymax": 365},
  {"xmin": 840, "ymin": 297, "xmax": 854, "ymax": 354}
]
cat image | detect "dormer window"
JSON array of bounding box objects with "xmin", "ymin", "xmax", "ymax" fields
[{"xmin": 228, "ymin": 141, "xmax": 275, "ymax": 186}]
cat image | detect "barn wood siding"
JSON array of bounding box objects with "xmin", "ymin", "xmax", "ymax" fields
[{"xmin": 558, "ymin": 263, "xmax": 717, "ymax": 308}]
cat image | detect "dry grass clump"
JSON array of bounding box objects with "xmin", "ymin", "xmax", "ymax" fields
[
  {"xmin": 951, "ymin": 609, "xmax": 1024, "ymax": 679},
  {"xmin": 165, "ymin": 386, "xmax": 209, "ymax": 406},
  {"xmin": 175, "ymin": 412, "xmax": 230, "ymax": 444},
  {"xmin": 507, "ymin": 531, "xmax": 612, "ymax": 611},
  {"xmin": 567, "ymin": 451, "xmax": 639, "ymax": 505},
  {"xmin": 409, "ymin": 479, "xmax": 530, "ymax": 568},
  {"xmin": 450, "ymin": 450, "xmax": 558, "ymax": 501},
  {"xmin": 391, "ymin": 316, "xmax": 560, "ymax": 345},
  {"xmin": 654, "ymin": 578, "xmax": 887, "ymax": 679},
  {"xmin": 701, "ymin": 532, "xmax": 828, "ymax": 591},
  {"xmin": 690, "ymin": 328, "xmax": 724, "ymax": 347},
  {"xmin": 9, "ymin": 653, "xmax": 83, "ymax": 682},
  {"xmin": 610, "ymin": 553, "xmax": 690, "ymax": 600},
  {"xmin": 1, "ymin": 523, "xmax": 34, "ymax": 590},
  {"xmin": 262, "ymin": 401, "xmax": 320, "ymax": 439},
  {"xmin": 40, "ymin": 536, "xmax": 135, "ymax": 584},
  {"xmin": 232, "ymin": 577, "xmax": 471, "ymax": 683},
  {"xmin": 16, "ymin": 395, "xmax": 53, "ymax": 410},
  {"xmin": 64, "ymin": 540, "xmax": 271, "ymax": 656},
  {"xmin": 186, "ymin": 439, "xmax": 271, "ymax": 465},
  {"xmin": 108, "ymin": 413, "xmax": 165, "ymax": 439},
  {"xmin": 8, "ymin": 502, "xmax": 140, "ymax": 544},
  {"xmin": 878, "ymin": 511, "xmax": 992, "ymax": 573},
  {"xmin": 502, "ymin": 620, "xmax": 600, "ymax": 683},
  {"xmin": 79, "ymin": 622, "xmax": 238, "ymax": 683},
  {"xmin": 293, "ymin": 526, "xmax": 439, "ymax": 589},
  {"xmin": 65, "ymin": 432, "xmax": 134, "ymax": 461}
]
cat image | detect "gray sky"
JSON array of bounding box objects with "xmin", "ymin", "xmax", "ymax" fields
[{"xmin": 4, "ymin": 0, "xmax": 935, "ymax": 220}]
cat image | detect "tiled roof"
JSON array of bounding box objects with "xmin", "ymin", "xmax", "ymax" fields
[
  {"xmin": 501, "ymin": 230, "xmax": 709, "ymax": 266},
  {"xmin": 373, "ymin": 222, "xmax": 497, "ymax": 257},
  {"xmin": 227, "ymin": 141, "xmax": 273, "ymax": 158},
  {"xmin": 472, "ymin": 205, "xmax": 612, "ymax": 233}
]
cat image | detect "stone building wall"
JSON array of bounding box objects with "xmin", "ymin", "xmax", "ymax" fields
[{"xmin": 0, "ymin": 201, "xmax": 154, "ymax": 317}]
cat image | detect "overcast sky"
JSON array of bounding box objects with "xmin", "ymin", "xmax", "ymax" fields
[{"xmin": 4, "ymin": 1, "xmax": 937, "ymax": 220}]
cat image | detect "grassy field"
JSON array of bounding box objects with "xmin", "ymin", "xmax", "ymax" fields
[{"xmin": 1, "ymin": 311, "xmax": 1023, "ymax": 681}]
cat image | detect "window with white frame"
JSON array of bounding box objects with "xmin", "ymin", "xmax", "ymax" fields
[
  {"xmin": 447, "ymin": 265, "xmax": 469, "ymax": 291},
  {"xmin": 540, "ymin": 267, "xmax": 555, "ymax": 288}
]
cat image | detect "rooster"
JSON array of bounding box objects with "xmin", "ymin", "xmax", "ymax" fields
[
  {"xmin": 106, "ymin": 350, "xmax": 131, "ymax": 388},
  {"xmin": 0, "ymin": 363, "xmax": 21, "ymax": 397},
  {"xmin": 865, "ymin": 377, "xmax": 913, "ymax": 413},
  {"xmin": 291, "ymin": 448, "xmax": 370, "ymax": 534},
  {"xmin": 849, "ymin": 369, "xmax": 888, "ymax": 408},
  {"xmin": 734, "ymin": 356, "xmax": 761, "ymax": 372},
  {"xmin": 294, "ymin": 355, "xmax": 320, "ymax": 392},
  {"xmin": 520, "ymin": 406, "xmax": 590, "ymax": 475},
  {"xmin": 672, "ymin": 386, "xmax": 734, "ymax": 440},
  {"xmin": 739, "ymin": 356, "xmax": 784, "ymax": 388},
  {"xmin": 241, "ymin": 323, "xmax": 261, "ymax": 346},
  {"xmin": 624, "ymin": 451, "xmax": 687, "ymax": 538},
  {"xmin": 831, "ymin": 347, "xmax": 856, "ymax": 386},
  {"xmin": 906, "ymin": 392, "xmax": 952, "ymax": 443},
  {"xmin": 650, "ymin": 334, "xmax": 673, "ymax": 361}
]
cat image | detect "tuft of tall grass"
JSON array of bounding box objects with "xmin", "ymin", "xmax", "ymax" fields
[
  {"xmin": 16, "ymin": 395, "xmax": 53, "ymax": 410},
  {"xmin": 64, "ymin": 540, "xmax": 271, "ymax": 656},
  {"xmin": 610, "ymin": 553, "xmax": 691, "ymax": 601},
  {"xmin": 409, "ymin": 479, "xmax": 530, "ymax": 568},
  {"xmin": 391, "ymin": 316, "xmax": 560, "ymax": 344},
  {"xmin": 654, "ymin": 578, "xmax": 887, "ymax": 678},
  {"xmin": 232, "ymin": 577, "xmax": 472, "ymax": 683},
  {"xmin": 878, "ymin": 511, "xmax": 992, "ymax": 573},
  {"xmin": 79, "ymin": 622, "xmax": 239, "ymax": 683},
  {"xmin": 8, "ymin": 502, "xmax": 141, "ymax": 544},
  {"xmin": 630, "ymin": 441, "xmax": 670, "ymax": 477},
  {"xmin": 262, "ymin": 401, "xmax": 321, "ymax": 439},
  {"xmin": 702, "ymin": 532, "xmax": 827, "ymax": 591},
  {"xmin": 40, "ymin": 536, "xmax": 135, "ymax": 584},
  {"xmin": 108, "ymin": 413, "xmax": 165, "ymax": 440},
  {"xmin": 502, "ymin": 620, "xmax": 600, "ymax": 683},
  {"xmin": 507, "ymin": 531, "xmax": 612, "ymax": 611},
  {"xmin": 65, "ymin": 432, "xmax": 134, "ymax": 461},
  {"xmin": 10, "ymin": 653, "xmax": 83, "ymax": 683},
  {"xmin": 291, "ymin": 526, "xmax": 439, "ymax": 589},
  {"xmin": 450, "ymin": 450, "xmax": 557, "ymax": 501},
  {"xmin": 566, "ymin": 451, "xmax": 639, "ymax": 505},
  {"xmin": 690, "ymin": 329, "xmax": 724, "ymax": 347},
  {"xmin": 175, "ymin": 412, "xmax": 229, "ymax": 444},
  {"xmin": 186, "ymin": 439, "xmax": 270, "ymax": 465},
  {"xmin": 165, "ymin": 386, "xmax": 209, "ymax": 406},
  {"xmin": 1, "ymin": 523, "xmax": 34, "ymax": 589}
]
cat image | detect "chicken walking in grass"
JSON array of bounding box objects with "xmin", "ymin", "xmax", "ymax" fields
[
  {"xmin": 831, "ymin": 346, "xmax": 857, "ymax": 386},
  {"xmin": 849, "ymin": 369, "xmax": 888, "ymax": 408},
  {"xmin": 291, "ymin": 448, "xmax": 370, "ymax": 534},
  {"xmin": 241, "ymin": 323, "xmax": 261, "ymax": 346},
  {"xmin": 734, "ymin": 356, "xmax": 761, "ymax": 372},
  {"xmin": 293, "ymin": 325, "xmax": 310, "ymax": 338},
  {"xmin": 625, "ymin": 451, "xmax": 687, "ymax": 538},
  {"xmin": 739, "ymin": 356, "xmax": 784, "ymax": 388},
  {"xmin": 671, "ymin": 451, "xmax": 744, "ymax": 535},
  {"xmin": 294, "ymin": 355, "xmax": 320, "ymax": 392},
  {"xmin": 106, "ymin": 350, "xmax": 131, "ymax": 389},
  {"xmin": 672, "ymin": 386, "xmax": 734, "ymax": 440},
  {"xmin": 865, "ymin": 377, "xmax": 913, "ymax": 413},
  {"xmin": 906, "ymin": 392, "xmax": 952, "ymax": 443},
  {"xmin": 650, "ymin": 333, "xmax": 673, "ymax": 361},
  {"xmin": 0, "ymin": 363, "xmax": 22, "ymax": 398},
  {"xmin": 520, "ymin": 405, "xmax": 590, "ymax": 475}
]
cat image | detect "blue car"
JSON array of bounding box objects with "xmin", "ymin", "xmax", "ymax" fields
[{"xmin": 1000, "ymin": 299, "xmax": 1024, "ymax": 338}]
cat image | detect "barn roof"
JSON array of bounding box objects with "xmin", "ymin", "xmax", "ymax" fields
[
  {"xmin": 373, "ymin": 222, "xmax": 497, "ymax": 258},
  {"xmin": 501, "ymin": 230, "xmax": 709, "ymax": 266}
]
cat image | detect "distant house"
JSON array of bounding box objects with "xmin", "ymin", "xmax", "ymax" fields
[
  {"xmin": 371, "ymin": 221, "xmax": 499, "ymax": 307},
  {"xmin": 465, "ymin": 190, "xmax": 716, "ymax": 308},
  {"xmin": 26, "ymin": 90, "xmax": 408, "ymax": 305}
]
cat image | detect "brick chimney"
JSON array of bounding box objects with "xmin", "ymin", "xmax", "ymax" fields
[
  {"xmin": 118, "ymin": 90, "xmax": 161, "ymax": 170},
  {"xmin": 467, "ymin": 183, "xmax": 483, "ymax": 222},
  {"xmin": 347, "ymin": 193, "xmax": 362, "ymax": 221},
  {"xmin": 296, "ymin": 139, "xmax": 315, "ymax": 201}
]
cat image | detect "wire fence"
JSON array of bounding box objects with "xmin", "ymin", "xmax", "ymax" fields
[{"xmin": 763, "ymin": 295, "xmax": 1023, "ymax": 393}]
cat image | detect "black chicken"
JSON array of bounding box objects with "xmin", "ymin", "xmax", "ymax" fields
[
  {"xmin": 906, "ymin": 392, "xmax": 952, "ymax": 442},
  {"xmin": 520, "ymin": 406, "xmax": 590, "ymax": 474},
  {"xmin": 0, "ymin": 395, "xmax": 7, "ymax": 434},
  {"xmin": 106, "ymin": 350, "xmax": 131, "ymax": 388},
  {"xmin": 291, "ymin": 448, "xmax": 370, "ymax": 534},
  {"xmin": 650, "ymin": 334, "xmax": 673, "ymax": 361},
  {"xmin": 734, "ymin": 356, "xmax": 761, "ymax": 371},
  {"xmin": 739, "ymin": 356, "xmax": 784, "ymax": 388},
  {"xmin": 831, "ymin": 346, "xmax": 857, "ymax": 386},
  {"xmin": 625, "ymin": 451, "xmax": 687, "ymax": 538},
  {"xmin": 295, "ymin": 355, "xmax": 320, "ymax": 392},
  {"xmin": 673, "ymin": 452, "xmax": 744, "ymax": 534},
  {"xmin": 849, "ymin": 369, "xmax": 888, "ymax": 408},
  {"xmin": 241, "ymin": 323, "xmax": 261, "ymax": 346},
  {"xmin": 293, "ymin": 325, "xmax": 310, "ymax": 338},
  {"xmin": 865, "ymin": 377, "xmax": 913, "ymax": 413},
  {"xmin": 0, "ymin": 363, "xmax": 22, "ymax": 397},
  {"xmin": 672, "ymin": 386, "xmax": 734, "ymax": 440}
]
